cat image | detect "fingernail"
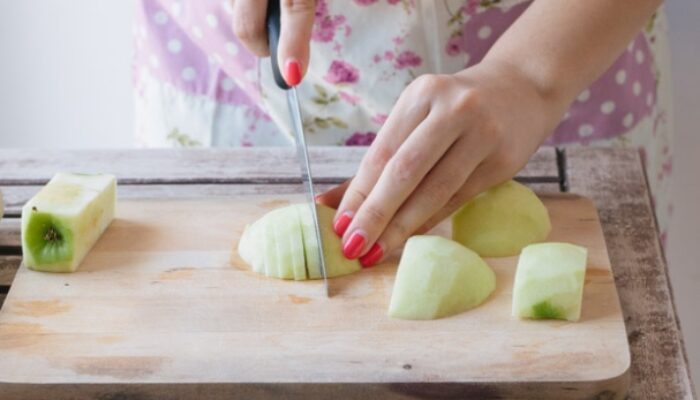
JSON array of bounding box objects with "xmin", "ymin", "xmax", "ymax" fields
[
  {"xmin": 333, "ymin": 211, "xmax": 353, "ymax": 237},
  {"xmin": 360, "ymin": 243, "xmax": 383, "ymax": 268},
  {"xmin": 342, "ymin": 230, "xmax": 366, "ymax": 260},
  {"xmin": 284, "ymin": 59, "xmax": 302, "ymax": 86},
  {"xmin": 314, "ymin": 194, "xmax": 322, "ymax": 203}
]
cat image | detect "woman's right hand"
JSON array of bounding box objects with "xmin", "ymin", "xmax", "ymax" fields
[{"xmin": 231, "ymin": 0, "xmax": 316, "ymax": 85}]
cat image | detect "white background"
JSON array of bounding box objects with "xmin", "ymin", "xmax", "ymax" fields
[{"xmin": 0, "ymin": 0, "xmax": 698, "ymax": 386}]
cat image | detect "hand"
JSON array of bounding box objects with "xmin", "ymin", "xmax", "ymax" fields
[
  {"xmin": 317, "ymin": 61, "xmax": 569, "ymax": 267},
  {"xmin": 231, "ymin": 0, "xmax": 316, "ymax": 85}
]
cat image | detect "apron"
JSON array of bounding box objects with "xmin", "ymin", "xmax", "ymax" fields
[{"xmin": 133, "ymin": 0, "xmax": 673, "ymax": 243}]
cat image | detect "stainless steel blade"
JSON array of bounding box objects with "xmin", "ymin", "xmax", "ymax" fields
[{"xmin": 286, "ymin": 88, "xmax": 329, "ymax": 297}]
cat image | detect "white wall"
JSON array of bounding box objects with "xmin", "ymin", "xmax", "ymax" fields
[
  {"xmin": 0, "ymin": 0, "xmax": 698, "ymax": 386},
  {"xmin": 0, "ymin": 0, "xmax": 134, "ymax": 148}
]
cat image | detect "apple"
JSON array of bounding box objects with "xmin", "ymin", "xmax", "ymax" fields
[
  {"xmin": 512, "ymin": 242, "xmax": 587, "ymax": 321},
  {"xmin": 452, "ymin": 180, "xmax": 551, "ymax": 257},
  {"xmin": 237, "ymin": 203, "xmax": 361, "ymax": 280},
  {"xmin": 21, "ymin": 173, "xmax": 116, "ymax": 273},
  {"xmin": 388, "ymin": 235, "xmax": 496, "ymax": 320}
]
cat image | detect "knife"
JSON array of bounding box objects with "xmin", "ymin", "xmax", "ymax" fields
[{"xmin": 266, "ymin": 1, "xmax": 329, "ymax": 296}]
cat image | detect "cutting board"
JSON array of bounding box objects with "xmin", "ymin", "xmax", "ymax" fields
[{"xmin": 0, "ymin": 194, "xmax": 630, "ymax": 399}]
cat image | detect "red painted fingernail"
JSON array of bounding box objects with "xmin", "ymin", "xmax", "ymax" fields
[
  {"xmin": 342, "ymin": 230, "xmax": 366, "ymax": 260},
  {"xmin": 284, "ymin": 59, "xmax": 302, "ymax": 86},
  {"xmin": 360, "ymin": 243, "xmax": 383, "ymax": 268},
  {"xmin": 333, "ymin": 212, "xmax": 353, "ymax": 237}
]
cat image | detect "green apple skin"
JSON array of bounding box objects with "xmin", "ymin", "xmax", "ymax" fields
[
  {"xmin": 238, "ymin": 203, "xmax": 361, "ymax": 280},
  {"xmin": 21, "ymin": 173, "xmax": 116, "ymax": 273},
  {"xmin": 388, "ymin": 235, "xmax": 496, "ymax": 320},
  {"xmin": 511, "ymin": 242, "xmax": 587, "ymax": 321},
  {"xmin": 451, "ymin": 180, "xmax": 551, "ymax": 257}
]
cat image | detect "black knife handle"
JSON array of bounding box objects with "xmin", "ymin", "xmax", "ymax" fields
[{"xmin": 266, "ymin": 1, "xmax": 290, "ymax": 90}]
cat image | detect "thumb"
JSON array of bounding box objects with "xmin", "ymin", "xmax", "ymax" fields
[{"xmin": 278, "ymin": 0, "xmax": 315, "ymax": 86}]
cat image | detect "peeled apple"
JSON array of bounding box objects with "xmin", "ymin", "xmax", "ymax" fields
[
  {"xmin": 388, "ymin": 236, "xmax": 496, "ymax": 320},
  {"xmin": 237, "ymin": 204, "xmax": 361, "ymax": 280},
  {"xmin": 512, "ymin": 242, "xmax": 587, "ymax": 321},
  {"xmin": 452, "ymin": 180, "xmax": 551, "ymax": 257},
  {"xmin": 21, "ymin": 173, "xmax": 117, "ymax": 273}
]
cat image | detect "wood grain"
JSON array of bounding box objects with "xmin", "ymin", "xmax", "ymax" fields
[
  {"xmin": 0, "ymin": 196, "xmax": 629, "ymax": 399},
  {"xmin": 0, "ymin": 147, "xmax": 559, "ymax": 185},
  {"xmin": 566, "ymin": 148, "xmax": 696, "ymax": 399}
]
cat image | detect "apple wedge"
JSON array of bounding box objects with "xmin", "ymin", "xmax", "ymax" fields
[
  {"xmin": 512, "ymin": 242, "xmax": 587, "ymax": 321},
  {"xmin": 237, "ymin": 203, "xmax": 361, "ymax": 280},
  {"xmin": 388, "ymin": 236, "xmax": 496, "ymax": 320},
  {"xmin": 452, "ymin": 180, "xmax": 551, "ymax": 257},
  {"xmin": 21, "ymin": 173, "xmax": 116, "ymax": 273}
]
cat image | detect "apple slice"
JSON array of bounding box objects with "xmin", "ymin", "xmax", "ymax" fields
[
  {"xmin": 388, "ymin": 236, "xmax": 496, "ymax": 320},
  {"xmin": 21, "ymin": 173, "xmax": 116, "ymax": 273},
  {"xmin": 263, "ymin": 213, "xmax": 279, "ymax": 278},
  {"xmin": 512, "ymin": 242, "xmax": 587, "ymax": 321},
  {"xmin": 238, "ymin": 221, "xmax": 265, "ymax": 274},
  {"xmin": 300, "ymin": 204, "xmax": 361, "ymax": 279},
  {"xmin": 237, "ymin": 203, "xmax": 361, "ymax": 280},
  {"xmin": 270, "ymin": 207, "xmax": 305, "ymax": 280},
  {"xmin": 452, "ymin": 180, "xmax": 551, "ymax": 257}
]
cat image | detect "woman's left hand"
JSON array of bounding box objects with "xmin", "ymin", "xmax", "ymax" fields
[{"xmin": 316, "ymin": 60, "xmax": 570, "ymax": 267}]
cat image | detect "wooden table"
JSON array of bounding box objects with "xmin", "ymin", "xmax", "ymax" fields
[{"xmin": 0, "ymin": 147, "xmax": 696, "ymax": 399}]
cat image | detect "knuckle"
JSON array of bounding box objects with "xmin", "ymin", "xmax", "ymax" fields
[
  {"xmin": 387, "ymin": 218, "xmax": 412, "ymax": 242},
  {"xmin": 233, "ymin": 19, "xmax": 263, "ymax": 43},
  {"xmin": 364, "ymin": 144, "xmax": 393, "ymax": 171},
  {"xmin": 361, "ymin": 203, "xmax": 388, "ymax": 227},
  {"xmin": 427, "ymin": 177, "xmax": 457, "ymax": 205},
  {"xmin": 410, "ymin": 74, "xmax": 446, "ymax": 94},
  {"xmin": 389, "ymin": 152, "xmax": 421, "ymax": 184},
  {"xmin": 346, "ymin": 186, "xmax": 368, "ymax": 204},
  {"xmin": 282, "ymin": 0, "xmax": 316, "ymax": 13}
]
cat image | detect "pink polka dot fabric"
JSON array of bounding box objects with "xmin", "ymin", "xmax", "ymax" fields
[{"xmin": 459, "ymin": 2, "xmax": 657, "ymax": 145}]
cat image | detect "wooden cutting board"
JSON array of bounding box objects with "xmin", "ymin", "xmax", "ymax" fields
[{"xmin": 0, "ymin": 194, "xmax": 630, "ymax": 399}]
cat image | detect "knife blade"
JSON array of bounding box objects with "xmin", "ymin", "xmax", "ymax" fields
[{"xmin": 266, "ymin": 1, "xmax": 329, "ymax": 296}]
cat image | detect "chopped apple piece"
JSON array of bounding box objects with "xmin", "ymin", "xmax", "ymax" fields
[
  {"xmin": 237, "ymin": 203, "xmax": 361, "ymax": 280},
  {"xmin": 512, "ymin": 242, "xmax": 587, "ymax": 321},
  {"xmin": 388, "ymin": 236, "xmax": 496, "ymax": 320},
  {"xmin": 452, "ymin": 180, "xmax": 551, "ymax": 257},
  {"xmin": 21, "ymin": 173, "xmax": 116, "ymax": 273}
]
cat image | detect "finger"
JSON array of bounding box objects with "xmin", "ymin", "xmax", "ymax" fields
[
  {"xmin": 418, "ymin": 159, "xmax": 510, "ymax": 234},
  {"xmin": 232, "ymin": 0, "xmax": 269, "ymax": 56},
  {"xmin": 279, "ymin": 0, "xmax": 316, "ymax": 85},
  {"xmin": 360, "ymin": 136, "xmax": 486, "ymax": 267},
  {"xmin": 341, "ymin": 114, "xmax": 461, "ymax": 260},
  {"xmin": 334, "ymin": 81, "xmax": 431, "ymax": 234},
  {"xmin": 315, "ymin": 179, "xmax": 351, "ymax": 209}
]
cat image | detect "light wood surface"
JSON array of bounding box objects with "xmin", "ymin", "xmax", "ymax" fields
[
  {"xmin": 0, "ymin": 147, "xmax": 694, "ymax": 399},
  {"xmin": 0, "ymin": 195, "xmax": 629, "ymax": 398}
]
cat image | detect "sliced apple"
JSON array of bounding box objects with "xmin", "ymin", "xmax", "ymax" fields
[
  {"xmin": 21, "ymin": 172, "xmax": 116, "ymax": 273},
  {"xmin": 452, "ymin": 180, "xmax": 551, "ymax": 257},
  {"xmin": 237, "ymin": 203, "xmax": 361, "ymax": 280},
  {"xmin": 388, "ymin": 235, "xmax": 496, "ymax": 320},
  {"xmin": 512, "ymin": 242, "xmax": 587, "ymax": 321}
]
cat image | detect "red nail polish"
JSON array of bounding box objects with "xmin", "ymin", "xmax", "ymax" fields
[
  {"xmin": 333, "ymin": 212, "xmax": 353, "ymax": 237},
  {"xmin": 360, "ymin": 243, "xmax": 383, "ymax": 268},
  {"xmin": 342, "ymin": 231, "xmax": 366, "ymax": 260},
  {"xmin": 284, "ymin": 59, "xmax": 302, "ymax": 86}
]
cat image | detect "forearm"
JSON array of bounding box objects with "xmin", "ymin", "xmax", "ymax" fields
[{"xmin": 483, "ymin": 0, "xmax": 663, "ymax": 108}]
